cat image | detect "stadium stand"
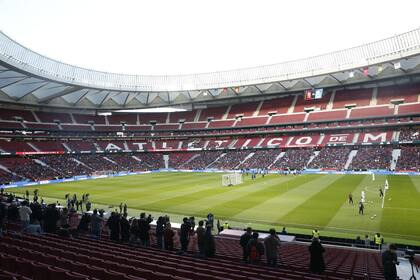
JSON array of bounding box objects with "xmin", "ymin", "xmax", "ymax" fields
[
  {"xmin": 258, "ymin": 96, "xmax": 294, "ymax": 116},
  {"xmin": 293, "ymin": 91, "xmax": 332, "ymax": 112},
  {"xmin": 199, "ymin": 107, "xmax": 228, "ymax": 121},
  {"xmin": 332, "ymin": 89, "xmax": 372, "ymax": 109},
  {"xmin": 308, "ymin": 146, "xmax": 352, "ymax": 170},
  {"xmin": 349, "ymin": 146, "xmax": 393, "ymax": 170},
  {"xmin": 396, "ymin": 146, "xmax": 420, "ymax": 171},
  {"xmin": 271, "ymin": 148, "xmax": 314, "ymax": 170}
]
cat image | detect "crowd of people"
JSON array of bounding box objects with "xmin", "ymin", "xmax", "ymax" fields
[
  {"xmin": 208, "ymin": 150, "xmax": 250, "ymax": 170},
  {"xmin": 350, "ymin": 146, "xmax": 393, "ymax": 170},
  {"xmin": 396, "ymin": 146, "xmax": 420, "ymax": 171},
  {"xmin": 308, "ymin": 146, "xmax": 352, "ymax": 170},
  {"xmin": 238, "ymin": 150, "xmax": 280, "ymax": 169},
  {"xmin": 271, "ymin": 148, "xmax": 314, "ymax": 170}
]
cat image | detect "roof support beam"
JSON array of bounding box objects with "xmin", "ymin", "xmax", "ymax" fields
[
  {"xmin": 16, "ymin": 82, "xmax": 48, "ymax": 101},
  {"xmin": 38, "ymin": 86, "xmax": 82, "ymax": 103}
]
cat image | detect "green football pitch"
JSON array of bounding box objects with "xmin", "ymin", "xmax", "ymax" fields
[{"xmin": 8, "ymin": 173, "xmax": 420, "ymax": 246}]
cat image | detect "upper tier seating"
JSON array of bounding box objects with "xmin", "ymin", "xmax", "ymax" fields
[
  {"xmin": 258, "ymin": 96, "xmax": 294, "ymax": 116},
  {"xmin": 333, "ymin": 89, "xmax": 372, "ymax": 109},
  {"xmin": 31, "ymin": 141, "xmax": 66, "ymax": 152},
  {"xmin": 227, "ymin": 101, "xmax": 260, "ymax": 118},
  {"xmin": 0, "ymin": 141, "xmax": 35, "ymax": 153},
  {"xmin": 293, "ymin": 92, "xmax": 332, "ymax": 112},
  {"xmin": 376, "ymin": 84, "xmax": 419, "ymax": 105},
  {"xmin": 154, "ymin": 124, "xmax": 179, "ymax": 131},
  {"xmin": 108, "ymin": 114, "xmax": 137, "ymax": 125},
  {"xmin": 235, "ymin": 117, "xmax": 268, "ymax": 127},
  {"xmin": 199, "ymin": 107, "xmax": 228, "ymax": 121},
  {"xmin": 349, "ymin": 105, "xmax": 394, "ymax": 119},
  {"xmin": 169, "ymin": 110, "xmax": 198, "ymax": 123},
  {"xmin": 270, "ymin": 113, "xmax": 305, "ymax": 125},
  {"xmin": 0, "ymin": 121, "xmax": 23, "ymax": 130},
  {"xmin": 35, "ymin": 111, "xmax": 72, "ymax": 123},
  {"xmin": 181, "ymin": 122, "xmax": 207, "ymax": 130},
  {"xmin": 307, "ymin": 110, "xmax": 347, "ymax": 122},
  {"xmin": 73, "ymin": 114, "xmax": 105, "ymax": 124},
  {"xmin": 25, "ymin": 123, "xmax": 58, "ymax": 130},
  {"xmin": 61, "ymin": 124, "xmax": 92, "ymax": 131},
  {"xmin": 208, "ymin": 120, "xmax": 234, "ymax": 128},
  {"xmin": 398, "ymin": 103, "xmax": 420, "ymax": 115},
  {"xmin": 0, "ymin": 109, "xmax": 36, "ymax": 122},
  {"xmin": 138, "ymin": 113, "xmax": 167, "ymax": 124}
]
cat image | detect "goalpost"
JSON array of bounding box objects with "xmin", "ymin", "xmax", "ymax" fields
[{"xmin": 222, "ymin": 173, "xmax": 243, "ymax": 186}]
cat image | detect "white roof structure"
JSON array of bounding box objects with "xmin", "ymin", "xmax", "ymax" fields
[{"xmin": 0, "ymin": 28, "xmax": 420, "ymax": 110}]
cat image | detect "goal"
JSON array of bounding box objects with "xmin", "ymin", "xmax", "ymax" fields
[{"xmin": 222, "ymin": 173, "xmax": 243, "ymax": 186}]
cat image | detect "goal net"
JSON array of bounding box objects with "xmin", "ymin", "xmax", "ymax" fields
[{"xmin": 222, "ymin": 173, "xmax": 243, "ymax": 186}]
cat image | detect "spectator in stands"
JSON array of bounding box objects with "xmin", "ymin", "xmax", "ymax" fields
[
  {"xmin": 120, "ymin": 213, "xmax": 130, "ymax": 243},
  {"xmin": 138, "ymin": 213, "xmax": 152, "ymax": 246},
  {"xmin": 203, "ymin": 224, "xmax": 216, "ymax": 258},
  {"xmin": 264, "ymin": 228, "xmax": 281, "ymax": 267},
  {"xmin": 68, "ymin": 208, "xmax": 79, "ymax": 234},
  {"xmin": 155, "ymin": 216, "xmax": 165, "ymax": 249},
  {"xmin": 240, "ymin": 227, "xmax": 253, "ymax": 263},
  {"xmin": 374, "ymin": 233, "xmax": 384, "ymax": 250},
  {"xmin": 90, "ymin": 209, "xmax": 103, "ymax": 239},
  {"xmin": 164, "ymin": 222, "xmax": 175, "ymax": 251},
  {"xmin": 44, "ymin": 204, "xmax": 60, "ymax": 233},
  {"xmin": 309, "ymin": 238, "xmax": 325, "ymax": 274},
  {"xmin": 196, "ymin": 220, "xmax": 205, "ymax": 256},
  {"xmin": 25, "ymin": 219, "xmax": 42, "ymax": 235},
  {"xmin": 364, "ymin": 234, "xmax": 370, "ymax": 248},
  {"xmin": 106, "ymin": 211, "xmax": 121, "ymax": 242},
  {"xmin": 281, "ymin": 227, "xmax": 287, "ymax": 235},
  {"xmin": 247, "ymin": 232, "xmax": 265, "ymax": 265},
  {"xmin": 382, "ymin": 244, "xmax": 399, "ymax": 280},
  {"xmin": 77, "ymin": 212, "xmax": 90, "ymax": 235},
  {"xmin": 0, "ymin": 200, "xmax": 6, "ymax": 236},
  {"xmin": 129, "ymin": 218, "xmax": 139, "ymax": 245},
  {"xmin": 18, "ymin": 200, "xmax": 32, "ymax": 231},
  {"xmin": 180, "ymin": 217, "xmax": 190, "ymax": 253}
]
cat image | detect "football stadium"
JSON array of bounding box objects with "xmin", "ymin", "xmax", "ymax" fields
[{"xmin": 0, "ymin": 1, "xmax": 420, "ymax": 279}]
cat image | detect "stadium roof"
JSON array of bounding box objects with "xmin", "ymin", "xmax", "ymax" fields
[{"xmin": 1, "ymin": 28, "xmax": 420, "ymax": 110}]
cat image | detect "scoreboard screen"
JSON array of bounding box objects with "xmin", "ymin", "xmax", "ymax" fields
[{"xmin": 304, "ymin": 88, "xmax": 324, "ymax": 100}]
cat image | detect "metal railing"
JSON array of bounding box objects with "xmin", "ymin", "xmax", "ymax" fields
[{"xmin": 0, "ymin": 28, "xmax": 420, "ymax": 92}]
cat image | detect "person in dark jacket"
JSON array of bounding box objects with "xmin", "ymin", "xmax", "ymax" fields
[
  {"xmin": 309, "ymin": 238, "xmax": 325, "ymax": 274},
  {"xmin": 77, "ymin": 212, "xmax": 90, "ymax": 234},
  {"xmin": 106, "ymin": 212, "xmax": 121, "ymax": 242},
  {"xmin": 164, "ymin": 222, "xmax": 175, "ymax": 250},
  {"xmin": 120, "ymin": 213, "xmax": 130, "ymax": 243},
  {"xmin": 382, "ymin": 244, "xmax": 398, "ymax": 280},
  {"xmin": 203, "ymin": 224, "xmax": 215, "ymax": 258},
  {"xmin": 44, "ymin": 204, "xmax": 60, "ymax": 233},
  {"xmin": 240, "ymin": 227, "xmax": 253, "ymax": 263},
  {"xmin": 264, "ymin": 228, "xmax": 281, "ymax": 267},
  {"xmin": 196, "ymin": 220, "xmax": 205, "ymax": 256},
  {"xmin": 155, "ymin": 216, "xmax": 165, "ymax": 249},
  {"xmin": 138, "ymin": 213, "xmax": 152, "ymax": 246},
  {"xmin": 179, "ymin": 217, "xmax": 190, "ymax": 253},
  {"xmin": 247, "ymin": 232, "xmax": 264, "ymax": 265}
]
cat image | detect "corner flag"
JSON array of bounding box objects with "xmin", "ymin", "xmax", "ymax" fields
[{"xmin": 382, "ymin": 179, "xmax": 390, "ymax": 208}]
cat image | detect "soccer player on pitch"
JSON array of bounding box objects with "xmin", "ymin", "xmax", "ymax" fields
[
  {"xmin": 348, "ymin": 193, "xmax": 353, "ymax": 205},
  {"xmin": 379, "ymin": 188, "xmax": 384, "ymax": 198}
]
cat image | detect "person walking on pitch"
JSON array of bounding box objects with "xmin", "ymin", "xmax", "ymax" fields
[
  {"xmin": 379, "ymin": 188, "xmax": 384, "ymax": 198},
  {"xmin": 358, "ymin": 201, "xmax": 364, "ymax": 215},
  {"xmin": 348, "ymin": 193, "xmax": 353, "ymax": 205}
]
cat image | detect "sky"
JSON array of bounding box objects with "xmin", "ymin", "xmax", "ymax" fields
[{"xmin": 0, "ymin": 0, "xmax": 419, "ymax": 76}]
